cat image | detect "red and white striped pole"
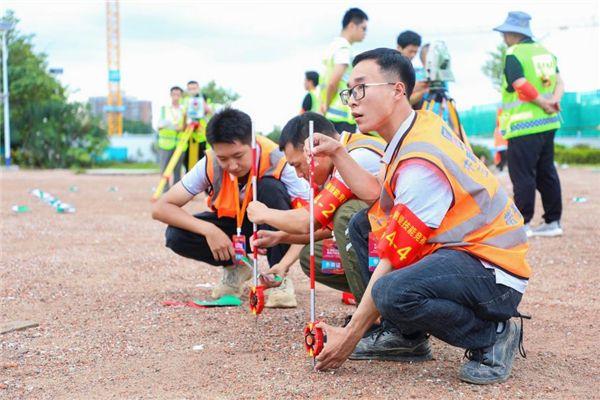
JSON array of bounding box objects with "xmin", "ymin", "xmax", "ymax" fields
[
  {"xmin": 249, "ymin": 124, "xmax": 265, "ymax": 316},
  {"xmin": 302, "ymin": 120, "xmax": 324, "ymax": 365},
  {"xmin": 308, "ymin": 120, "xmax": 316, "ymax": 325}
]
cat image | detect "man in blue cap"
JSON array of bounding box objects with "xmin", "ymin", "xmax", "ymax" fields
[{"xmin": 494, "ymin": 11, "xmax": 565, "ymax": 238}]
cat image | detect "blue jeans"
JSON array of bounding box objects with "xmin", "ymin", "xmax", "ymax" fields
[{"xmin": 348, "ymin": 209, "xmax": 523, "ymax": 350}]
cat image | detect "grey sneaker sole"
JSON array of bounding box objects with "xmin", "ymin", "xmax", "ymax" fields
[
  {"xmin": 532, "ymin": 229, "xmax": 563, "ymax": 237},
  {"xmin": 459, "ymin": 373, "xmax": 510, "ymax": 385},
  {"xmin": 349, "ymin": 349, "xmax": 433, "ymax": 362}
]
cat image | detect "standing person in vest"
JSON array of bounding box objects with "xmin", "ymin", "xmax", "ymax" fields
[
  {"xmin": 157, "ymin": 86, "xmax": 186, "ymax": 190},
  {"xmin": 300, "ymin": 71, "xmax": 320, "ymax": 114},
  {"xmin": 320, "ymin": 8, "xmax": 368, "ymax": 134},
  {"xmin": 246, "ymin": 112, "xmax": 385, "ymax": 305},
  {"xmin": 495, "ymin": 12, "xmax": 564, "ymax": 237},
  {"xmin": 182, "ymin": 80, "xmax": 213, "ymax": 172},
  {"xmin": 396, "ymin": 31, "xmax": 429, "ymax": 109},
  {"xmin": 151, "ymin": 108, "xmax": 310, "ymax": 303},
  {"xmin": 309, "ymin": 48, "xmax": 530, "ymax": 385}
]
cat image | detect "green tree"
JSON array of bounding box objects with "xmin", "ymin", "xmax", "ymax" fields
[
  {"xmin": 481, "ymin": 43, "xmax": 507, "ymax": 92},
  {"xmin": 266, "ymin": 125, "xmax": 282, "ymax": 143},
  {"xmin": 123, "ymin": 118, "xmax": 153, "ymax": 134},
  {"xmin": 1, "ymin": 11, "xmax": 107, "ymax": 167},
  {"xmin": 202, "ymin": 79, "xmax": 240, "ymax": 106}
]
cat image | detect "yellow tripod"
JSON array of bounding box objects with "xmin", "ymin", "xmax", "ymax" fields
[{"xmin": 422, "ymin": 87, "xmax": 471, "ymax": 148}]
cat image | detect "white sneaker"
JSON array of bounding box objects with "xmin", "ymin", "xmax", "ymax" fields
[
  {"xmin": 265, "ymin": 277, "xmax": 297, "ymax": 308},
  {"xmin": 531, "ymin": 221, "xmax": 563, "ymax": 237},
  {"xmin": 524, "ymin": 223, "xmax": 533, "ymax": 238},
  {"xmin": 211, "ymin": 264, "xmax": 253, "ymax": 299}
]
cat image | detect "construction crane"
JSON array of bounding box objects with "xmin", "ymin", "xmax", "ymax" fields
[{"xmin": 105, "ymin": 0, "xmax": 123, "ymax": 136}]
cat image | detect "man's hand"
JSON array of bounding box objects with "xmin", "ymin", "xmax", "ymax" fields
[
  {"xmin": 247, "ymin": 200, "xmax": 270, "ymax": 225},
  {"xmin": 314, "ymin": 322, "xmax": 362, "ymax": 371},
  {"xmin": 304, "ymin": 132, "xmax": 344, "ymax": 159},
  {"xmin": 206, "ymin": 225, "xmax": 235, "ymax": 261},
  {"xmin": 550, "ymin": 94, "xmax": 562, "ymax": 112},
  {"xmin": 251, "ymin": 229, "xmax": 284, "ymax": 248},
  {"xmin": 538, "ymin": 97, "xmax": 559, "ymax": 114},
  {"xmin": 259, "ymin": 263, "xmax": 288, "ymax": 288}
]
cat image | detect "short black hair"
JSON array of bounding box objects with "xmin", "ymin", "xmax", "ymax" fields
[
  {"xmin": 187, "ymin": 80, "xmax": 199, "ymax": 86},
  {"xmin": 352, "ymin": 48, "xmax": 415, "ymax": 99},
  {"xmin": 396, "ymin": 30, "xmax": 422, "ymax": 48},
  {"xmin": 305, "ymin": 71, "xmax": 319, "ymax": 87},
  {"xmin": 170, "ymin": 86, "xmax": 183, "ymax": 93},
  {"xmin": 206, "ymin": 108, "xmax": 252, "ymax": 146},
  {"xmin": 279, "ymin": 112, "xmax": 337, "ymax": 151},
  {"xmin": 342, "ymin": 8, "xmax": 368, "ymax": 29}
]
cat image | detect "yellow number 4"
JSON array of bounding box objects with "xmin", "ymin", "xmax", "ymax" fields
[{"xmin": 396, "ymin": 246, "xmax": 412, "ymax": 260}]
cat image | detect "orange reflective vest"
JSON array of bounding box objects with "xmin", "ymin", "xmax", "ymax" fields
[
  {"xmin": 369, "ymin": 110, "xmax": 530, "ymax": 279},
  {"xmin": 205, "ymin": 136, "xmax": 287, "ymax": 219}
]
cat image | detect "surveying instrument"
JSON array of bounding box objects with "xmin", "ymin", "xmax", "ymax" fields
[{"xmin": 421, "ymin": 41, "xmax": 468, "ymax": 144}]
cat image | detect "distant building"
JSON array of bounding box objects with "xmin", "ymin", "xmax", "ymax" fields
[{"xmin": 88, "ymin": 94, "xmax": 153, "ymax": 128}]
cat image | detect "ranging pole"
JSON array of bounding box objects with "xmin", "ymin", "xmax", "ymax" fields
[{"xmin": 1, "ymin": 22, "xmax": 12, "ymax": 166}]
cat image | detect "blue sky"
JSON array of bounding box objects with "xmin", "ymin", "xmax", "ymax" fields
[{"xmin": 3, "ymin": 0, "xmax": 599, "ymax": 132}]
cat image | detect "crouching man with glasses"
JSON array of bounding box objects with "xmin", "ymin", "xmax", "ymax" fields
[{"xmin": 309, "ymin": 48, "xmax": 531, "ymax": 385}]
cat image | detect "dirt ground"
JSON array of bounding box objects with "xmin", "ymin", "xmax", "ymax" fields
[{"xmin": 1, "ymin": 167, "xmax": 598, "ymax": 399}]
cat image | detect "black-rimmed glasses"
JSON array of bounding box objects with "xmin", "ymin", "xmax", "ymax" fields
[{"xmin": 339, "ymin": 82, "xmax": 397, "ymax": 105}]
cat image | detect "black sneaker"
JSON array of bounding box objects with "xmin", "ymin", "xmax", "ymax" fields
[
  {"xmin": 349, "ymin": 324, "xmax": 432, "ymax": 362},
  {"xmin": 342, "ymin": 314, "xmax": 381, "ymax": 338},
  {"xmin": 459, "ymin": 320, "xmax": 522, "ymax": 385}
]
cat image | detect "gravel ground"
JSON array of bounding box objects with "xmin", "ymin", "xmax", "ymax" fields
[{"xmin": 1, "ymin": 168, "xmax": 598, "ymax": 399}]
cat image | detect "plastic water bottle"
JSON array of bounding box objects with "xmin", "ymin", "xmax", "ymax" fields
[
  {"xmin": 11, "ymin": 205, "xmax": 30, "ymax": 213},
  {"xmin": 56, "ymin": 204, "xmax": 76, "ymax": 213}
]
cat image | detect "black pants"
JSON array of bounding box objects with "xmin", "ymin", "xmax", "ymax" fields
[
  {"xmin": 497, "ymin": 150, "xmax": 507, "ymax": 172},
  {"xmin": 331, "ymin": 121, "xmax": 357, "ymax": 134},
  {"xmin": 507, "ymin": 130, "xmax": 562, "ymax": 224},
  {"xmin": 165, "ymin": 177, "xmax": 291, "ymax": 267}
]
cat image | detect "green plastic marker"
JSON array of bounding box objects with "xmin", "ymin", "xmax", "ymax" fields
[
  {"xmin": 192, "ymin": 294, "xmax": 242, "ymax": 307},
  {"xmin": 240, "ymin": 256, "xmax": 253, "ymax": 269}
]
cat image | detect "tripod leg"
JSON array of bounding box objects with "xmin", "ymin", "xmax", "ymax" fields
[
  {"xmin": 447, "ymin": 100, "xmax": 461, "ymax": 137},
  {"xmin": 152, "ymin": 126, "xmax": 193, "ymax": 200}
]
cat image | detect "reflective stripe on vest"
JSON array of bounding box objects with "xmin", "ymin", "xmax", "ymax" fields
[
  {"xmin": 340, "ymin": 131, "xmax": 386, "ymax": 156},
  {"xmin": 205, "ymin": 135, "xmax": 287, "ymax": 218},
  {"xmin": 373, "ymin": 110, "xmax": 530, "ymax": 278}
]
